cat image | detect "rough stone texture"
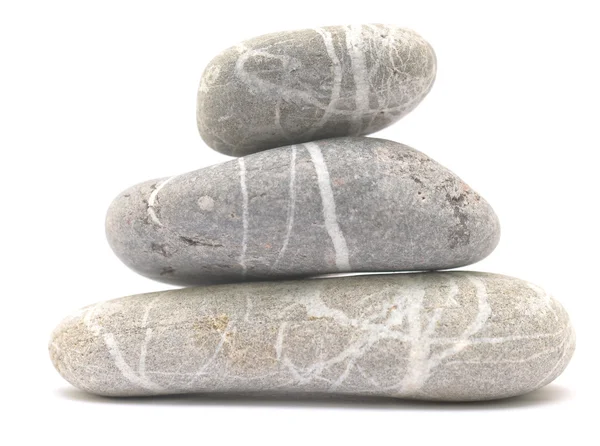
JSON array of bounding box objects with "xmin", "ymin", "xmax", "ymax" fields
[
  {"xmin": 197, "ymin": 24, "xmax": 436, "ymax": 156},
  {"xmin": 49, "ymin": 272, "xmax": 575, "ymax": 400},
  {"xmin": 105, "ymin": 137, "xmax": 500, "ymax": 286}
]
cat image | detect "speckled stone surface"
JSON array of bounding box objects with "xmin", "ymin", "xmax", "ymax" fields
[
  {"xmin": 105, "ymin": 137, "xmax": 500, "ymax": 286},
  {"xmin": 197, "ymin": 24, "xmax": 436, "ymax": 156},
  {"xmin": 49, "ymin": 272, "xmax": 575, "ymax": 400}
]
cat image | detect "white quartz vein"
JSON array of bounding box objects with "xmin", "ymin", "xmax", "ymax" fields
[
  {"xmin": 235, "ymin": 47, "xmax": 324, "ymax": 108},
  {"xmin": 234, "ymin": 42, "xmax": 409, "ymax": 122},
  {"xmin": 453, "ymin": 330, "xmax": 567, "ymax": 345},
  {"xmin": 527, "ymin": 282, "xmax": 560, "ymax": 321},
  {"xmin": 275, "ymin": 322, "xmax": 288, "ymax": 360},
  {"xmin": 138, "ymin": 328, "xmax": 153, "ymax": 380},
  {"xmin": 191, "ymin": 321, "xmax": 233, "ymax": 380},
  {"xmin": 355, "ymin": 364, "xmax": 381, "ymax": 388},
  {"xmin": 147, "ymin": 175, "xmax": 178, "ymax": 226},
  {"xmin": 533, "ymin": 323, "xmax": 575, "ymax": 389},
  {"xmin": 312, "ymin": 28, "xmax": 343, "ymax": 133},
  {"xmin": 238, "ymin": 158, "xmax": 249, "ymax": 276},
  {"xmin": 271, "ymin": 146, "xmax": 297, "ymax": 271},
  {"xmin": 305, "ymin": 142, "xmax": 350, "ymax": 270},
  {"xmin": 278, "ymin": 286, "xmax": 410, "ymax": 388},
  {"xmin": 396, "ymin": 276, "xmax": 491, "ymax": 394},
  {"xmin": 345, "ymin": 24, "xmax": 369, "ymax": 134},
  {"xmin": 397, "ymin": 287, "xmax": 428, "ymax": 393},
  {"xmin": 274, "ymin": 96, "xmax": 293, "ymax": 141},
  {"xmin": 138, "ymin": 294, "xmax": 163, "ymax": 380},
  {"xmin": 444, "ymin": 337, "xmax": 571, "ymax": 366},
  {"xmin": 83, "ymin": 303, "xmax": 164, "ymax": 392},
  {"xmin": 431, "ymin": 276, "xmax": 492, "ymax": 361}
]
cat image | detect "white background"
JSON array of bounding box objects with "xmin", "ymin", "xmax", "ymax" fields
[{"xmin": 1, "ymin": 0, "xmax": 598, "ymax": 444}]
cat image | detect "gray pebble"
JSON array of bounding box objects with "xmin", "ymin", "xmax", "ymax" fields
[
  {"xmin": 49, "ymin": 272, "xmax": 575, "ymax": 400},
  {"xmin": 197, "ymin": 24, "xmax": 436, "ymax": 156},
  {"xmin": 105, "ymin": 137, "xmax": 500, "ymax": 286}
]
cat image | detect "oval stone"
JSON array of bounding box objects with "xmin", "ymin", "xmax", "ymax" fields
[
  {"xmin": 49, "ymin": 272, "xmax": 575, "ymax": 400},
  {"xmin": 106, "ymin": 137, "xmax": 500, "ymax": 286},
  {"xmin": 197, "ymin": 24, "xmax": 436, "ymax": 156}
]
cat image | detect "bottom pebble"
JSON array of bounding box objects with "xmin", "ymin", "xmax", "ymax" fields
[{"xmin": 49, "ymin": 272, "xmax": 575, "ymax": 400}]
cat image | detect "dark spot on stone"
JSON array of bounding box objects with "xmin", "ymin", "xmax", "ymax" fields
[
  {"xmin": 151, "ymin": 243, "xmax": 171, "ymax": 257},
  {"xmin": 410, "ymin": 175, "xmax": 423, "ymax": 185},
  {"xmin": 230, "ymin": 213, "xmax": 236, "ymax": 218},
  {"xmin": 179, "ymin": 236, "xmax": 224, "ymax": 248},
  {"xmin": 123, "ymin": 194, "xmax": 130, "ymax": 198},
  {"xmin": 160, "ymin": 266, "xmax": 175, "ymax": 275},
  {"xmin": 446, "ymin": 191, "xmax": 467, "ymax": 205}
]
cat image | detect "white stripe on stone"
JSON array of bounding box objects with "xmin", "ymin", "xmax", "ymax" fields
[
  {"xmin": 313, "ymin": 28, "xmax": 343, "ymax": 131},
  {"xmin": 271, "ymin": 146, "xmax": 297, "ymax": 271},
  {"xmin": 305, "ymin": 142, "xmax": 350, "ymax": 271},
  {"xmin": 345, "ymin": 24, "xmax": 369, "ymax": 135},
  {"xmin": 83, "ymin": 304, "xmax": 163, "ymax": 392},
  {"xmin": 147, "ymin": 175, "xmax": 178, "ymax": 226},
  {"xmin": 238, "ymin": 158, "xmax": 249, "ymax": 276}
]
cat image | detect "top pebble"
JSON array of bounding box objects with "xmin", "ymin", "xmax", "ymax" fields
[{"xmin": 197, "ymin": 24, "xmax": 437, "ymax": 156}]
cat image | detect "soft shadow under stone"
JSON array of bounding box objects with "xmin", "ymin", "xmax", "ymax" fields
[{"xmin": 56, "ymin": 384, "xmax": 573, "ymax": 410}]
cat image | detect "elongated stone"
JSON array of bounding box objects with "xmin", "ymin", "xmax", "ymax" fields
[
  {"xmin": 49, "ymin": 272, "xmax": 575, "ymax": 400},
  {"xmin": 197, "ymin": 24, "xmax": 436, "ymax": 156},
  {"xmin": 106, "ymin": 137, "xmax": 500, "ymax": 286}
]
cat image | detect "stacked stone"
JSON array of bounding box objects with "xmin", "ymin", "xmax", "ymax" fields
[{"xmin": 49, "ymin": 25, "xmax": 574, "ymax": 401}]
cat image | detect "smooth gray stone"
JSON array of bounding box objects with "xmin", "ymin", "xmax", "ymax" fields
[
  {"xmin": 49, "ymin": 272, "xmax": 575, "ymax": 400},
  {"xmin": 197, "ymin": 24, "xmax": 436, "ymax": 156},
  {"xmin": 106, "ymin": 137, "xmax": 500, "ymax": 286}
]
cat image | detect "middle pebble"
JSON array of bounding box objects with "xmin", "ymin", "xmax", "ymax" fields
[{"xmin": 106, "ymin": 137, "xmax": 500, "ymax": 286}]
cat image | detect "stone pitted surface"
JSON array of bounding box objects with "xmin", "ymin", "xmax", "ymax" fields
[
  {"xmin": 197, "ymin": 24, "xmax": 436, "ymax": 156},
  {"xmin": 49, "ymin": 272, "xmax": 575, "ymax": 400},
  {"xmin": 105, "ymin": 137, "xmax": 500, "ymax": 286}
]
